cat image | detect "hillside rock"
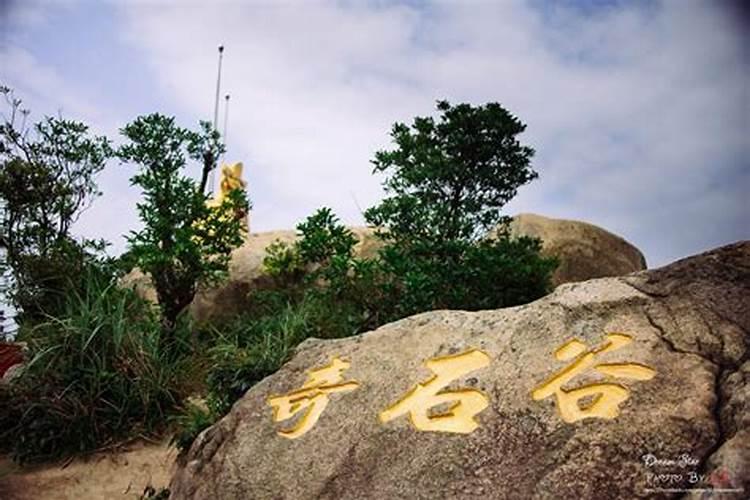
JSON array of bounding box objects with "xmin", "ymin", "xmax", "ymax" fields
[
  {"xmin": 122, "ymin": 215, "xmax": 645, "ymax": 322},
  {"xmin": 506, "ymin": 213, "xmax": 647, "ymax": 286},
  {"xmin": 170, "ymin": 242, "xmax": 749, "ymax": 500},
  {"xmin": 120, "ymin": 227, "xmax": 380, "ymax": 323}
]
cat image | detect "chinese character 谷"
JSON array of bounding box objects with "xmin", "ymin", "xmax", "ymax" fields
[
  {"xmin": 531, "ymin": 333, "xmax": 656, "ymax": 423},
  {"xmin": 380, "ymin": 349, "xmax": 490, "ymax": 433},
  {"xmin": 268, "ymin": 357, "xmax": 360, "ymax": 439}
]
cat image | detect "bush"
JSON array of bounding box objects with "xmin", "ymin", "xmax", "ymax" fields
[
  {"xmin": 172, "ymin": 299, "xmax": 314, "ymax": 450},
  {"xmin": 364, "ymin": 100, "xmax": 556, "ymax": 314},
  {"xmin": 0, "ymin": 266, "xmax": 193, "ymax": 463},
  {"xmin": 377, "ymin": 236, "xmax": 557, "ymax": 317}
]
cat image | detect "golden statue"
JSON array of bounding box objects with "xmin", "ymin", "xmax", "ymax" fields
[{"xmin": 206, "ymin": 162, "xmax": 249, "ymax": 232}]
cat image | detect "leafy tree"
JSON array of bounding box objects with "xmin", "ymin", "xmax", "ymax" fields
[
  {"xmin": 365, "ymin": 100, "xmax": 537, "ymax": 244},
  {"xmin": 365, "ymin": 100, "xmax": 556, "ymax": 313},
  {"xmin": 117, "ymin": 113, "xmax": 249, "ymax": 331},
  {"xmin": 0, "ymin": 86, "xmax": 111, "ymax": 318}
]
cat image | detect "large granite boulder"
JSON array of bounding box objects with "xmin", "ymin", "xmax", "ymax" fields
[
  {"xmin": 505, "ymin": 213, "xmax": 647, "ymax": 286},
  {"xmin": 170, "ymin": 242, "xmax": 748, "ymax": 499}
]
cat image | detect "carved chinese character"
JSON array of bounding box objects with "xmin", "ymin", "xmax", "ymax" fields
[
  {"xmin": 268, "ymin": 357, "xmax": 359, "ymax": 439},
  {"xmin": 532, "ymin": 333, "xmax": 656, "ymax": 423},
  {"xmin": 380, "ymin": 349, "xmax": 490, "ymax": 433}
]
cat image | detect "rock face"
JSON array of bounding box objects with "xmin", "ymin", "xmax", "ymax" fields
[
  {"xmin": 170, "ymin": 242, "xmax": 749, "ymax": 500},
  {"xmin": 507, "ymin": 213, "xmax": 647, "ymax": 286}
]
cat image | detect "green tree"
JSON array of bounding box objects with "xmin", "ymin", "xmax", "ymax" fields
[
  {"xmin": 117, "ymin": 113, "xmax": 249, "ymax": 331},
  {"xmin": 365, "ymin": 100, "xmax": 537, "ymax": 244},
  {"xmin": 365, "ymin": 100, "xmax": 556, "ymax": 314},
  {"xmin": 0, "ymin": 86, "xmax": 112, "ymax": 319}
]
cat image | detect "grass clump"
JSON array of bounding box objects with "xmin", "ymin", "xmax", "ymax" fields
[
  {"xmin": 172, "ymin": 299, "xmax": 314, "ymax": 450},
  {"xmin": 0, "ymin": 267, "xmax": 193, "ymax": 463}
]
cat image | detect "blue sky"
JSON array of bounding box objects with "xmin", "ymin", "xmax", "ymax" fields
[{"xmin": 1, "ymin": 0, "xmax": 747, "ymax": 267}]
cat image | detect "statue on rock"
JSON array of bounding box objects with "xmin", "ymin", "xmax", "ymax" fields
[{"xmin": 207, "ymin": 162, "xmax": 249, "ymax": 233}]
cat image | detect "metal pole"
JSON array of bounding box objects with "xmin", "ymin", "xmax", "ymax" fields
[
  {"xmin": 222, "ymin": 94, "xmax": 230, "ymax": 159},
  {"xmin": 213, "ymin": 45, "xmax": 224, "ymax": 131},
  {"xmin": 209, "ymin": 45, "xmax": 225, "ymax": 194}
]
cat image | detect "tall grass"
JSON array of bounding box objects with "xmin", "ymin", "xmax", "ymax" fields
[
  {"xmin": 0, "ymin": 267, "xmax": 193, "ymax": 463},
  {"xmin": 171, "ymin": 298, "xmax": 315, "ymax": 450}
]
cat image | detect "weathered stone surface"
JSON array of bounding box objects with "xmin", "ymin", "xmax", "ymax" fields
[
  {"xmin": 170, "ymin": 242, "xmax": 749, "ymax": 499},
  {"xmin": 506, "ymin": 213, "xmax": 647, "ymax": 286}
]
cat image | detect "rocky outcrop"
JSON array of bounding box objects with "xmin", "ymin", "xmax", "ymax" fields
[
  {"xmin": 170, "ymin": 242, "xmax": 749, "ymax": 499},
  {"xmin": 120, "ymin": 227, "xmax": 380, "ymax": 324},
  {"xmin": 506, "ymin": 213, "xmax": 647, "ymax": 286},
  {"xmin": 123, "ymin": 215, "xmax": 646, "ymax": 322}
]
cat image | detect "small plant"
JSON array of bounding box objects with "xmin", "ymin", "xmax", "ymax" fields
[
  {"xmin": 171, "ymin": 401, "xmax": 216, "ymax": 452},
  {"xmin": 172, "ymin": 298, "xmax": 316, "ymax": 451}
]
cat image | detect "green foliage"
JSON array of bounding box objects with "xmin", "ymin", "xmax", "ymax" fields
[
  {"xmin": 117, "ymin": 114, "xmax": 250, "ymax": 330},
  {"xmin": 365, "ymin": 100, "xmax": 537, "ymax": 244},
  {"xmin": 263, "ymin": 208, "xmax": 381, "ymax": 336},
  {"xmin": 365, "ymin": 100, "xmax": 555, "ymax": 315},
  {"xmin": 0, "ymin": 86, "xmax": 112, "ymax": 319},
  {"xmin": 295, "ymin": 207, "xmax": 358, "ymax": 264},
  {"xmin": 172, "ymin": 300, "xmax": 315, "ymax": 451},
  {"xmin": 0, "ymin": 266, "xmax": 192, "ymax": 463},
  {"xmin": 377, "ymin": 236, "xmax": 557, "ymax": 317},
  {"xmin": 206, "ymin": 299, "xmax": 314, "ymax": 414},
  {"xmin": 170, "ymin": 401, "xmax": 216, "ymax": 452}
]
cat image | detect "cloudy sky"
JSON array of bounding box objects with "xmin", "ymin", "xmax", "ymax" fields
[{"xmin": 1, "ymin": 0, "xmax": 747, "ymax": 267}]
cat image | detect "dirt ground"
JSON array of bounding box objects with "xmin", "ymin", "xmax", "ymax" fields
[{"xmin": 0, "ymin": 440, "xmax": 177, "ymax": 500}]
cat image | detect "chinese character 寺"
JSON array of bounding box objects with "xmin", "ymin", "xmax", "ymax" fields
[
  {"xmin": 267, "ymin": 357, "xmax": 359, "ymax": 439},
  {"xmin": 379, "ymin": 349, "xmax": 490, "ymax": 434},
  {"xmin": 531, "ymin": 333, "xmax": 656, "ymax": 423}
]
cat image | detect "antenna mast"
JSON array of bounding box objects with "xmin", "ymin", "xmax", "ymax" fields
[
  {"xmin": 209, "ymin": 45, "xmax": 225, "ymax": 194},
  {"xmin": 222, "ymin": 94, "xmax": 230, "ymax": 159}
]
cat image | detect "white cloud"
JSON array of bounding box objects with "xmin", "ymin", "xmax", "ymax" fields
[{"xmin": 4, "ymin": 0, "xmax": 747, "ymax": 265}]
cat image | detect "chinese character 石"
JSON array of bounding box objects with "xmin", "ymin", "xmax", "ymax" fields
[
  {"xmin": 379, "ymin": 349, "xmax": 491, "ymax": 434},
  {"xmin": 267, "ymin": 357, "xmax": 359, "ymax": 439},
  {"xmin": 531, "ymin": 333, "xmax": 656, "ymax": 423}
]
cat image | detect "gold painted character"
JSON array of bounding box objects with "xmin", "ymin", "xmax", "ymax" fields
[
  {"xmin": 268, "ymin": 357, "xmax": 359, "ymax": 439},
  {"xmin": 380, "ymin": 349, "xmax": 491, "ymax": 434},
  {"xmin": 531, "ymin": 333, "xmax": 656, "ymax": 423}
]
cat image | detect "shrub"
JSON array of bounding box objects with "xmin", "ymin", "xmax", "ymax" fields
[
  {"xmin": 0, "ymin": 266, "xmax": 192, "ymax": 463},
  {"xmin": 172, "ymin": 299, "xmax": 314, "ymax": 450},
  {"xmin": 365, "ymin": 100, "xmax": 556, "ymax": 312}
]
